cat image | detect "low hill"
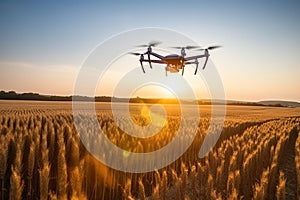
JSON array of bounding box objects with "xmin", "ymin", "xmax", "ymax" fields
[{"xmin": 259, "ymin": 100, "xmax": 300, "ymax": 107}]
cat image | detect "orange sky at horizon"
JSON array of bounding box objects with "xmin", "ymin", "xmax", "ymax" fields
[{"xmin": 1, "ymin": 2, "xmax": 300, "ymax": 102}]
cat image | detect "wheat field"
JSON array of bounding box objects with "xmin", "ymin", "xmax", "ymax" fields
[{"xmin": 0, "ymin": 100, "xmax": 299, "ymax": 200}]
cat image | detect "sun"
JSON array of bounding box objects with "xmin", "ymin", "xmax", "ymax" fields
[{"xmin": 131, "ymin": 84, "xmax": 176, "ymax": 99}]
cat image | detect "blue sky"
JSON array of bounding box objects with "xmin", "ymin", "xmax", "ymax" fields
[{"xmin": 0, "ymin": 1, "xmax": 299, "ymax": 101}]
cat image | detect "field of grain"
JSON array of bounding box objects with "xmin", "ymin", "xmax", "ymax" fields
[{"xmin": 0, "ymin": 100, "xmax": 299, "ymax": 200}]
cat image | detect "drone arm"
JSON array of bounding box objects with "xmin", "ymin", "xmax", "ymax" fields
[
  {"xmin": 185, "ymin": 61, "xmax": 196, "ymax": 65},
  {"xmin": 184, "ymin": 54, "xmax": 206, "ymax": 61},
  {"xmin": 149, "ymin": 52, "xmax": 165, "ymax": 60},
  {"xmin": 143, "ymin": 59, "xmax": 165, "ymax": 64}
]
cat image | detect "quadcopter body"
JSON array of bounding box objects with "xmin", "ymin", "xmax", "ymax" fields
[{"xmin": 130, "ymin": 42, "xmax": 221, "ymax": 76}]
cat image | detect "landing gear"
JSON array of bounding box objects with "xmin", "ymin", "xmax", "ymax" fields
[
  {"xmin": 139, "ymin": 54, "xmax": 145, "ymax": 73},
  {"xmin": 194, "ymin": 59, "xmax": 199, "ymax": 75},
  {"xmin": 147, "ymin": 53, "xmax": 152, "ymax": 69},
  {"xmin": 202, "ymin": 49, "xmax": 209, "ymax": 70},
  {"xmin": 202, "ymin": 56, "xmax": 208, "ymax": 70}
]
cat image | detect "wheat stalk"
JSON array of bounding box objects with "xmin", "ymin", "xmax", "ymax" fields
[
  {"xmin": 27, "ymin": 142, "xmax": 35, "ymax": 199},
  {"xmin": 276, "ymin": 170, "xmax": 286, "ymax": 200},
  {"xmin": 39, "ymin": 163, "xmax": 50, "ymax": 200},
  {"xmin": 57, "ymin": 130, "xmax": 67, "ymax": 200},
  {"xmin": 295, "ymin": 132, "xmax": 300, "ymax": 199},
  {"xmin": 9, "ymin": 166, "xmax": 24, "ymax": 200},
  {"xmin": 0, "ymin": 142, "xmax": 7, "ymax": 200},
  {"xmin": 138, "ymin": 177, "xmax": 146, "ymax": 200},
  {"xmin": 122, "ymin": 179, "xmax": 134, "ymax": 200}
]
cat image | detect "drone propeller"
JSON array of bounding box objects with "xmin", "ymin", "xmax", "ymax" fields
[
  {"xmin": 136, "ymin": 41, "xmax": 161, "ymax": 48},
  {"xmin": 171, "ymin": 45, "xmax": 202, "ymax": 57},
  {"xmin": 197, "ymin": 45, "xmax": 222, "ymax": 51},
  {"xmin": 171, "ymin": 45, "xmax": 201, "ymax": 50},
  {"xmin": 207, "ymin": 45, "xmax": 222, "ymax": 50},
  {"xmin": 129, "ymin": 52, "xmax": 143, "ymax": 56}
]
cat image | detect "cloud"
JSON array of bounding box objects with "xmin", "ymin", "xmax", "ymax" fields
[
  {"xmin": 0, "ymin": 60, "xmax": 79, "ymax": 95},
  {"xmin": 0, "ymin": 61, "xmax": 33, "ymax": 69}
]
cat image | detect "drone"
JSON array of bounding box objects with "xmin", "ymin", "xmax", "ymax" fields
[{"xmin": 129, "ymin": 42, "xmax": 221, "ymax": 76}]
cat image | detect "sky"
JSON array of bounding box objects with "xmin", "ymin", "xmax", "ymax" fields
[{"xmin": 0, "ymin": 1, "xmax": 299, "ymax": 101}]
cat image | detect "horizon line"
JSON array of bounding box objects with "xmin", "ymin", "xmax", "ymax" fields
[{"xmin": 1, "ymin": 90, "xmax": 300, "ymax": 104}]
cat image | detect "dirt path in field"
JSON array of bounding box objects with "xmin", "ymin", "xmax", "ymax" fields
[{"xmin": 279, "ymin": 128, "xmax": 298, "ymax": 200}]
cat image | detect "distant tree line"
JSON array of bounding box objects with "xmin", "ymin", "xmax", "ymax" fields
[
  {"xmin": 0, "ymin": 90, "xmax": 92, "ymax": 101},
  {"xmin": 0, "ymin": 90, "xmax": 285, "ymax": 107},
  {"xmin": 0, "ymin": 91, "xmax": 181, "ymax": 104}
]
